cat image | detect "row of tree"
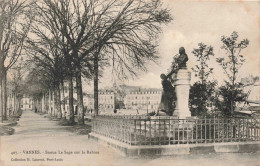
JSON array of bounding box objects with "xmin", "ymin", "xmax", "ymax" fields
[
  {"xmin": 0, "ymin": 0, "xmax": 32, "ymax": 122},
  {"xmin": 0, "ymin": 0, "xmax": 172, "ymax": 124}
]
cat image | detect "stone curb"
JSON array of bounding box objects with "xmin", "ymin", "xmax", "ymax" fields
[{"xmin": 89, "ymin": 133, "xmax": 260, "ymax": 156}]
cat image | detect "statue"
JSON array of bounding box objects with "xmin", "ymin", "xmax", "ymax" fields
[
  {"xmin": 171, "ymin": 47, "xmax": 189, "ymax": 72},
  {"xmin": 158, "ymin": 73, "xmax": 176, "ymax": 116},
  {"xmin": 158, "ymin": 47, "xmax": 189, "ymax": 116}
]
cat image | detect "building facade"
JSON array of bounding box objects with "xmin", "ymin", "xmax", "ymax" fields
[
  {"xmin": 21, "ymin": 95, "xmax": 34, "ymax": 110},
  {"xmin": 98, "ymin": 89, "xmax": 115, "ymax": 114},
  {"xmin": 83, "ymin": 94, "xmax": 94, "ymax": 112},
  {"xmin": 124, "ymin": 88, "xmax": 162, "ymax": 113}
]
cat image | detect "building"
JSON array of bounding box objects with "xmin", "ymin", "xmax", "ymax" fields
[
  {"xmin": 124, "ymin": 88, "xmax": 162, "ymax": 113},
  {"xmin": 59, "ymin": 83, "xmax": 162, "ymax": 115},
  {"xmin": 235, "ymin": 76, "xmax": 260, "ymax": 116},
  {"xmin": 20, "ymin": 95, "xmax": 34, "ymax": 110},
  {"xmin": 83, "ymin": 94, "xmax": 94, "ymax": 112},
  {"xmin": 60, "ymin": 82, "xmax": 78, "ymax": 116},
  {"xmin": 241, "ymin": 76, "xmax": 260, "ymax": 104},
  {"xmin": 98, "ymin": 89, "xmax": 115, "ymax": 114},
  {"xmin": 61, "ymin": 96, "xmax": 78, "ymax": 116}
]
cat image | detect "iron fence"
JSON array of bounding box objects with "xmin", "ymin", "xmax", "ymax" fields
[{"xmin": 92, "ymin": 115, "xmax": 260, "ymax": 146}]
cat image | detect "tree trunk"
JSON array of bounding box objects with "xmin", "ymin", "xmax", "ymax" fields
[
  {"xmin": 43, "ymin": 93, "xmax": 46, "ymax": 113},
  {"xmin": 44, "ymin": 92, "xmax": 48, "ymax": 113},
  {"xmin": 39, "ymin": 98, "xmax": 42, "ymax": 112},
  {"xmin": 68, "ymin": 75, "xmax": 75, "ymax": 124},
  {"xmin": 0, "ymin": 55, "xmax": 3, "ymax": 122},
  {"xmin": 76, "ymin": 69, "xmax": 84, "ymax": 125},
  {"xmin": 48, "ymin": 89, "xmax": 52, "ymax": 115},
  {"xmin": 18, "ymin": 98, "xmax": 21, "ymax": 112},
  {"xmin": 231, "ymin": 49, "xmax": 235, "ymax": 117},
  {"xmin": 13, "ymin": 92, "xmax": 15, "ymax": 115},
  {"xmin": 34, "ymin": 99, "xmax": 37, "ymax": 112},
  {"xmin": 231, "ymin": 88, "xmax": 234, "ymax": 117},
  {"xmin": 2, "ymin": 69, "xmax": 7, "ymax": 120},
  {"xmin": 54, "ymin": 84, "xmax": 62, "ymax": 119},
  {"xmin": 61, "ymin": 80, "xmax": 66, "ymax": 119},
  {"xmin": 41, "ymin": 94, "xmax": 44, "ymax": 112},
  {"xmin": 52, "ymin": 90, "xmax": 55, "ymax": 116},
  {"xmin": 0, "ymin": 73, "xmax": 3, "ymax": 123},
  {"xmin": 94, "ymin": 52, "xmax": 99, "ymax": 116},
  {"xmin": 16, "ymin": 97, "xmax": 20, "ymax": 114},
  {"xmin": 15, "ymin": 96, "xmax": 18, "ymax": 113}
]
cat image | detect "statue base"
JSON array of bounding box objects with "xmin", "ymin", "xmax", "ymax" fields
[
  {"xmin": 173, "ymin": 109, "xmax": 191, "ymax": 119},
  {"xmin": 172, "ymin": 68, "xmax": 191, "ymax": 119}
]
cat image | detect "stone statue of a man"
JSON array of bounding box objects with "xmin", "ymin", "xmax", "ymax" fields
[{"xmin": 172, "ymin": 47, "xmax": 189, "ymax": 72}]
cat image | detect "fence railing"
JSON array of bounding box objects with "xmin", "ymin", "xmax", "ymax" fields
[{"xmin": 92, "ymin": 115, "xmax": 260, "ymax": 146}]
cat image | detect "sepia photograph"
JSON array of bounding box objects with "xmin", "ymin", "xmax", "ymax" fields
[{"xmin": 0, "ymin": 0, "xmax": 259, "ymax": 166}]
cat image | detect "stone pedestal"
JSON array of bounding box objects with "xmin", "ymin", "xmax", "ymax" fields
[{"xmin": 172, "ymin": 68, "xmax": 191, "ymax": 119}]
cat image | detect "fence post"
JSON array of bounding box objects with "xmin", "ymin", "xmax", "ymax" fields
[
  {"xmin": 150, "ymin": 118, "xmax": 152, "ymax": 145},
  {"xmin": 144, "ymin": 119, "xmax": 147, "ymax": 145},
  {"xmin": 169, "ymin": 118, "xmax": 171, "ymax": 145},
  {"xmin": 213, "ymin": 118, "xmax": 215, "ymax": 143},
  {"xmin": 177, "ymin": 118, "xmax": 180, "ymax": 144},
  {"xmin": 134, "ymin": 119, "xmax": 137, "ymax": 145},
  {"xmin": 196, "ymin": 119, "xmax": 198, "ymax": 144}
]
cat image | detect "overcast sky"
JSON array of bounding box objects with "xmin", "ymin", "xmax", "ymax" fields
[{"xmin": 90, "ymin": 0, "xmax": 260, "ymax": 91}]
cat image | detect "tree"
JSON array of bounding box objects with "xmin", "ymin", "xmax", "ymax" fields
[
  {"xmin": 23, "ymin": 66, "xmax": 50, "ymax": 113},
  {"xmin": 26, "ymin": 29, "xmax": 67, "ymax": 119},
  {"xmin": 215, "ymin": 82, "xmax": 247, "ymax": 117},
  {"xmin": 28, "ymin": 0, "xmax": 81, "ymax": 123},
  {"xmin": 189, "ymin": 43, "xmax": 216, "ymax": 117},
  {"xmin": 216, "ymin": 31, "xmax": 249, "ymax": 116},
  {"xmin": 88, "ymin": 0, "xmax": 172, "ymax": 116},
  {"xmin": 8, "ymin": 62, "xmax": 26, "ymax": 116},
  {"xmin": 33, "ymin": 0, "xmax": 104, "ymax": 124},
  {"xmin": 191, "ymin": 43, "xmax": 214, "ymax": 84},
  {"xmin": 0, "ymin": 0, "xmax": 32, "ymax": 121}
]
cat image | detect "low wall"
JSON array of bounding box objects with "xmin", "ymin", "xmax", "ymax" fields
[{"xmin": 89, "ymin": 132, "xmax": 260, "ymax": 157}]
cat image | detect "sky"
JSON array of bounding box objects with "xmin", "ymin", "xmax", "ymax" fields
[{"xmin": 93, "ymin": 0, "xmax": 260, "ymax": 91}]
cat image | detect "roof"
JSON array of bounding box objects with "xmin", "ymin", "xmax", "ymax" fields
[
  {"xmin": 235, "ymin": 110, "xmax": 255, "ymax": 115},
  {"xmin": 127, "ymin": 88, "xmax": 162, "ymax": 94},
  {"xmin": 246, "ymin": 100, "xmax": 260, "ymax": 105}
]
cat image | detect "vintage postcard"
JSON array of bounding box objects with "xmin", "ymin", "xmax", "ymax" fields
[{"xmin": 0, "ymin": 0, "xmax": 259, "ymax": 166}]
